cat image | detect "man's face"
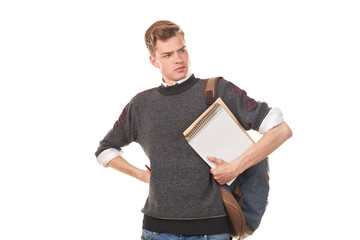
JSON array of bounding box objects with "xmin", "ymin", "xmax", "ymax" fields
[{"xmin": 150, "ymin": 34, "xmax": 190, "ymax": 85}]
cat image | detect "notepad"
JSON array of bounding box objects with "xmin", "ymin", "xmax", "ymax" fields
[{"xmin": 183, "ymin": 98, "xmax": 254, "ymax": 185}]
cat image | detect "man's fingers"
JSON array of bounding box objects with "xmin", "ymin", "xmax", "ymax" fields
[{"xmin": 207, "ymin": 156, "xmax": 223, "ymax": 165}]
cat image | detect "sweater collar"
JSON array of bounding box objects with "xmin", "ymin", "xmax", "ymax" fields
[{"xmin": 157, "ymin": 74, "xmax": 198, "ymax": 96}]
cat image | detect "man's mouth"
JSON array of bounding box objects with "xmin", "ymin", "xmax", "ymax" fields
[{"xmin": 175, "ymin": 66, "xmax": 186, "ymax": 72}]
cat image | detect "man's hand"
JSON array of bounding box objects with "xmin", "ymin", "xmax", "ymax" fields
[
  {"xmin": 107, "ymin": 156, "xmax": 151, "ymax": 184},
  {"xmin": 139, "ymin": 168, "xmax": 151, "ymax": 183},
  {"xmin": 208, "ymin": 156, "xmax": 237, "ymax": 185}
]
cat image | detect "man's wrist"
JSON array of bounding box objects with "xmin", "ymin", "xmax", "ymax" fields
[{"xmin": 233, "ymin": 155, "xmax": 248, "ymax": 176}]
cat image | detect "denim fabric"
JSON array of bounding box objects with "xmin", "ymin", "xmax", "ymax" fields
[
  {"xmin": 221, "ymin": 157, "xmax": 269, "ymax": 232},
  {"xmin": 141, "ymin": 229, "xmax": 229, "ymax": 240}
]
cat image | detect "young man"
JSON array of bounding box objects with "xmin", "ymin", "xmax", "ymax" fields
[{"xmin": 95, "ymin": 20, "xmax": 292, "ymax": 240}]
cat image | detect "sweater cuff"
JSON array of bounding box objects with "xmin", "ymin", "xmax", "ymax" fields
[
  {"xmin": 97, "ymin": 148, "xmax": 124, "ymax": 167},
  {"xmin": 258, "ymin": 108, "xmax": 284, "ymax": 135}
]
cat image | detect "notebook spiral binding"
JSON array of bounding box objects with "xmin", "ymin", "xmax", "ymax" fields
[{"xmin": 185, "ymin": 103, "xmax": 223, "ymax": 142}]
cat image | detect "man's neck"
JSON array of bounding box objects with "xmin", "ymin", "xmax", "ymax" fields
[{"xmin": 161, "ymin": 71, "xmax": 193, "ymax": 87}]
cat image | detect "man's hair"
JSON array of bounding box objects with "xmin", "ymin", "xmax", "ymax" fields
[{"xmin": 144, "ymin": 20, "xmax": 185, "ymax": 56}]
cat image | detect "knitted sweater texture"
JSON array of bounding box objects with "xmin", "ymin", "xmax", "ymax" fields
[{"xmin": 95, "ymin": 74, "xmax": 270, "ymax": 223}]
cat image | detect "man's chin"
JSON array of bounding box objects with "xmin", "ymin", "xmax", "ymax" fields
[
  {"xmin": 163, "ymin": 70, "xmax": 189, "ymax": 84},
  {"xmin": 176, "ymin": 69, "xmax": 188, "ymax": 79}
]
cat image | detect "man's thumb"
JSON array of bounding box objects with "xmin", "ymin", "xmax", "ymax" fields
[{"xmin": 207, "ymin": 156, "xmax": 221, "ymax": 165}]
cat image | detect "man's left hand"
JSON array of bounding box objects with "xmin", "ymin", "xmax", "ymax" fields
[{"xmin": 208, "ymin": 156, "xmax": 237, "ymax": 185}]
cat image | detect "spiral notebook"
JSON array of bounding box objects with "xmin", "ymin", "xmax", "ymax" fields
[{"xmin": 183, "ymin": 98, "xmax": 254, "ymax": 185}]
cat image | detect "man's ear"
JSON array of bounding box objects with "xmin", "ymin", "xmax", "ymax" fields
[{"xmin": 149, "ymin": 55, "xmax": 159, "ymax": 68}]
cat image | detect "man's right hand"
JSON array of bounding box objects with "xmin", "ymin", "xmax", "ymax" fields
[{"xmin": 107, "ymin": 156, "xmax": 150, "ymax": 184}]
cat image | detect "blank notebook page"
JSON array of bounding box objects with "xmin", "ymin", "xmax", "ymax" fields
[{"xmin": 186, "ymin": 99, "xmax": 254, "ymax": 184}]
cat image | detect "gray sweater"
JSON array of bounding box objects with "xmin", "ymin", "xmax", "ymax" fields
[{"xmin": 95, "ymin": 74, "xmax": 270, "ymax": 231}]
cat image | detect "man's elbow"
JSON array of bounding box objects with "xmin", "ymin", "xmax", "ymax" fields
[{"xmin": 281, "ymin": 122, "xmax": 293, "ymax": 140}]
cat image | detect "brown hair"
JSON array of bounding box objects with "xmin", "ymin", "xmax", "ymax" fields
[{"xmin": 144, "ymin": 20, "xmax": 185, "ymax": 56}]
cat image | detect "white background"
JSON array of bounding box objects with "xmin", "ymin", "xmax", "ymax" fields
[{"xmin": 1, "ymin": 0, "xmax": 359, "ymax": 239}]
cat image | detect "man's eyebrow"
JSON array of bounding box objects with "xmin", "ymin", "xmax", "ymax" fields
[
  {"xmin": 161, "ymin": 51, "xmax": 173, "ymax": 55},
  {"xmin": 160, "ymin": 46, "xmax": 186, "ymax": 55}
]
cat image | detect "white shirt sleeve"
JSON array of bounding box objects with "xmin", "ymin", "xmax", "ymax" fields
[
  {"xmin": 258, "ymin": 108, "xmax": 284, "ymax": 135},
  {"xmin": 97, "ymin": 148, "xmax": 124, "ymax": 167}
]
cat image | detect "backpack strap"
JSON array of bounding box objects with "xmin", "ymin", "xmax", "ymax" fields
[{"xmin": 204, "ymin": 77, "xmax": 219, "ymax": 107}]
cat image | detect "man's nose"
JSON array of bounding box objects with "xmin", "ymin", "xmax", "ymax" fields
[{"xmin": 174, "ymin": 53, "xmax": 183, "ymax": 64}]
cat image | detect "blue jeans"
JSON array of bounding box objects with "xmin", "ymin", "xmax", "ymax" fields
[{"xmin": 141, "ymin": 229, "xmax": 230, "ymax": 240}]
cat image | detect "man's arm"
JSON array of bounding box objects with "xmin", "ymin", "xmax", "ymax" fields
[
  {"xmin": 209, "ymin": 122, "xmax": 292, "ymax": 185},
  {"xmin": 107, "ymin": 156, "xmax": 151, "ymax": 183}
]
